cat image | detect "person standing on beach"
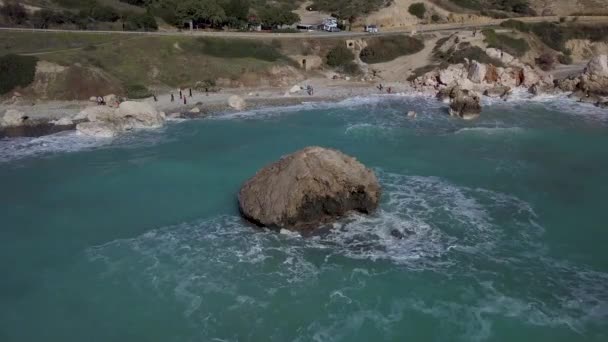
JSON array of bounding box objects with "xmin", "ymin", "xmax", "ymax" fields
[
  {"xmin": 153, "ymin": 95, "xmax": 157, "ymax": 102},
  {"xmin": 171, "ymin": 93, "xmax": 174, "ymax": 102},
  {"xmin": 179, "ymin": 89, "xmax": 183, "ymax": 99},
  {"xmin": 183, "ymin": 95, "xmax": 187, "ymax": 105},
  {"xmin": 189, "ymin": 88, "xmax": 192, "ymax": 97},
  {"xmin": 387, "ymin": 87, "xmax": 392, "ymax": 94},
  {"xmin": 205, "ymin": 87, "xmax": 209, "ymax": 96}
]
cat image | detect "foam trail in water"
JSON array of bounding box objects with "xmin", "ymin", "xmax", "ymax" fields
[{"xmin": 86, "ymin": 172, "xmax": 608, "ymax": 340}]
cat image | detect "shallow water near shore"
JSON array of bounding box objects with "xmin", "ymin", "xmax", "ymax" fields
[{"xmin": 1, "ymin": 96, "xmax": 608, "ymax": 341}]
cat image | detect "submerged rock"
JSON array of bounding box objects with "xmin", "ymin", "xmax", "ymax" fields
[
  {"xmin": 238, "ymin": 146, "xmax": 381, "ymax": 232},
  {"xmin": 76, "ymin": 121, "xmax": 120, "ymax": 138},
  {"xmin": 484, "ymin": 86, "xmax": 511, "ymax": 98}
]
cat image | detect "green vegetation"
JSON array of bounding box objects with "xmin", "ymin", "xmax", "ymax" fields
[
  {"xmin": 312, "ymin": 0, "xmax": 390, "ymax": 22},
  {"xmin": 326, "ymin": 45, "xmax": 354, "ymax": 67},
  {"xmin": 0, "ymin": 54, "xmax": 38, "ymax": 95},
  {"xmin": 360, "ymin": 36, "xmax": 424, "ymax": 64},
  {"xmin": 125, "ymin": 83, "xmax": 152, "ymax": 98},
  {"xmin": 434, "ymin": 44, "xmax": 504, "ymax": 66},
  {"xmin": 482, "ymin": 29, "xmax": 529, "ymax": 57},
  {"xmin": 408, "ymin": 3, "xmax": 427, "ymax": 19},
  {"xmin": 558, "ymin": 54, "xmax": 572, "ymax": 65},
  {"xmin": 183, "ymin": 37, "xmax": 284, "ymax": 61},
  {"xmin": 325, "ymin": 45, "xmax": 360, "ymax": 75},
  {"xmin": 0, "ymin": 0, "xmax": 156, "ymax": 31},
  {"xmin": 500, "ymin": 19, "xmax": 530, "ymax": 32},
  {"xmin": 448, "ymin": 0, "xmax": 535, "ymax": 16},
  {"xmin": 501, "ymin": 20, "xmax": 608, "ymax": 53},
  {"xmin": 0, "ymin": 31, "xmax": 289, "ymax": 92}
]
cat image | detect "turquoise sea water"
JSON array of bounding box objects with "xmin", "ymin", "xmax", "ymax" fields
[{"xmin": 1, "ymin": 96, "xmax": 608, "ymax": 341}]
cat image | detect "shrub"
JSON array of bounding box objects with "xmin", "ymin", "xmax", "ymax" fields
[
  {"xmin": 500, "ymin": 19, "xmax": 530, "ymax": 32},
  {"xmin": 326, "ymin": 45, "xmax": 354, "ymax": 67},
  {"xmin": 436, "ymin": 46, "xmax": 504, "ymax": 67},
  {"xmin": 360, "ymin": 36, "xmax": 424, "ymax": 64},
  {"xmin": 482, "ymin": 29, "xmax": 529, "ymax": 57},
  {"xmin": 557, "ymin": 54, "xmax": 572, "ymax": 65},
  {"xmin": 125, "ymin": 84, "xmax": 152, "ymax": 99},
  {"xmin": 408, "ymin": 3, "xmax": 426, "ymax": 19},
  {"xmin": 122, "ymin": 11, "xmax": 158, "ymax": 31},
  {"xmin": 535, "ymin": 52, "xmax": 555, "ymax": 71},
  {"xmin": 0, "ymin": 54, "xmax": 38, "ymax": 95},
  {"xmin": 431, "ymin": 14, "xmax": 441, "ymax": 23}
]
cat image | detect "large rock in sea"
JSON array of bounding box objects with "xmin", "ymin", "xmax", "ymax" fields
[
  {"xmin": 449, "ymin": 89, "xmax": 481, "ymax": 120},
  {"xmin": 238, "ymin": 147, "xmax": 381, "ymax": 232}
]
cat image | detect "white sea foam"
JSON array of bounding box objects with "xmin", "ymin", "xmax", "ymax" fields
[
  {"xmin": 84, "ymin": 171, "xmax": 608, "ymax": 340},
  {"xmin": 0, "ymin": 131, "xmax": 112, "ymax": 163},
  {"xmin": 0, "ymin": 126, "xmax": 170, "ymax": 163},
  {"xmin": 454, "ymin": 126, "xmax": 525, "ymax": 135}
]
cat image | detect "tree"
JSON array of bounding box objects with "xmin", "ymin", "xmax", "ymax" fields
[
  {"xmin": 224, "ymin": 0, "xmax": 249, "ymax": 21},
  {"xmin": 0, "ymin": 1, "xmax": 28, "ymax": 25},
  {"xmin": 258, "ymin": 6, "xmax": 299, "ymax": 28},
  {"xmin": 0, "ymin": 54, "xmax": 38, "ymax": 95},
  {"xmin": 408, "ymin": 3, "xmax": 426, "ymax": 19},
  {"xmin": 175, "ymin": 0, "xmax": 226, "ymax": 27}
]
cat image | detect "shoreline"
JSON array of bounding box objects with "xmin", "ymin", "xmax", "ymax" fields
[{"xmin": 1, "ymin": 79, "xmax": 607, "ymax": 139}]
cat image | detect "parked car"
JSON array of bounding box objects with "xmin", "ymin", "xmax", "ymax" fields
[{"xmin": 365, "ymin": 25, "xmax": 379, "ymax": 33}]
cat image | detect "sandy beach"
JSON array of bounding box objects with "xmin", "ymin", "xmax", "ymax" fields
[{"xmin": 1, "ymin": 78, "xmax": 411, "ymax": 123}]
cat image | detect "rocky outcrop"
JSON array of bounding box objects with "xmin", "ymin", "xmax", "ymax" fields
[
  {"xmin": 411, "ymin": 52, "xmax": 556, "ymax": 117},
  {"xmin": 228, "ymin": 95, "xmax": 246, "ymax": 110},
  {"xmin": 117, "ymin": 101, "xmax": 164, "ymax": 129},
  {"xmin": 468, "ymin": 61, "xmax": 487, "ymax": 84},
  {"xmin": 51, "ymin": 117, "xmax": 74, "ymax": 126},
  {"xmin": 75, "ymin": 101, "xmax": 164, "ymax": 137},
  {"xmin": 556, "ymin": 55, "xmax": 608, "ymax": 97},
  {"xmin": 238, "ymin": 146, "xmax": 381, "ymax": 232},
  {"xmin": 448, "ymin": 89, "xmax": 481, "ymax": 120},
  {"xmin": 586, "ymin": 55, "xmax": 608, "ymax": 77},
  {"xmin": 1, "ymin": 109, "xmax": 28, "ymax": 127}
]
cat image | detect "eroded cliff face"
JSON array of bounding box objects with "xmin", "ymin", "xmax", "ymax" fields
[{"xmin": 28, "ymin": 61, "xmax": 123, "ymax": 101}]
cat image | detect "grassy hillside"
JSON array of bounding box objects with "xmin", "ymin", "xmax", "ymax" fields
[{"xmin": 0, "ymin": 31, "xmax": 297, "ymax": 97}]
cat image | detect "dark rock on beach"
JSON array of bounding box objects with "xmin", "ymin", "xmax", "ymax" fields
[{"xmin": 238, "ymin": 146, "xmax": 381, "ymax": 232}]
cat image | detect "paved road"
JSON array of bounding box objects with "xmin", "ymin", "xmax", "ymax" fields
[{"xmin": 1, "ymin": 15, "xmax": 607, "ymax": 39}]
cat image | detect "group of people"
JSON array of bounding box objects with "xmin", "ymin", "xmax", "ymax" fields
[
  {"xmin": 169, "ymin": 87, "xmax": 212, "ymax": 105},
  {"xmin": 377, "ymin": 84, "xmax": 392, "ymax": 94}
]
